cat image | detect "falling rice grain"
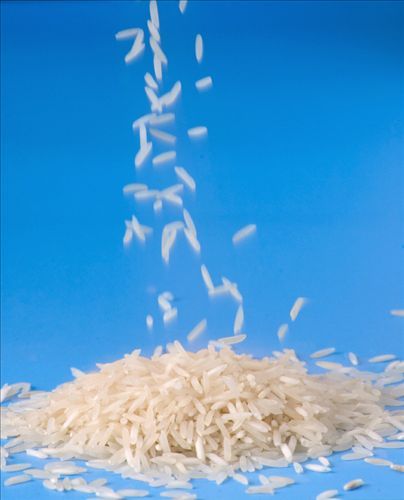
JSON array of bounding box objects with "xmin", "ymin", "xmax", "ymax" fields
[
  {"xmin": 232, "ymin": 224, "xmax": 257, "ymax": 245},
  {"xmin": 149, "ymin": 0, "xmax": 159, "ymax": 29},
  {"xmin": 390, "ymin": 309, "xmax": 404, "ymax": 317},
  {"xmin": 116, "ymin": 488, "xmax": 150, "ymax": 497},
  {"xmin": 146, "ymin": 315, "xmax": 154, "ymax": 330},
  {"xmin": 179, "ymin": 0, "xmax": 188, "ymax": 14},
  {"xmin": 195, "ymin": 34, "xmax": 203, "ymax": 62},
  {"xmin": 135, "ymin": 142, "xmax": 153, "ymax": 168},
  {"xmin": 195, "ymin": 76, "xmax": 213, "ymax": 91},
  {"xmin": 175, "ymin": 167, "xmax": 196, "ymax": 192},
  {"xmin": 149, "ymin": 128, "xmax": 177, "ymax": 145},
  {"xmin": 152, "ymin": 151, "xmax": 176, "ymax": 166},
  {"xmin": 277, "ymin": 323, "xmax": 288, "ymax": 342},
  {"xmin": 290, "ymin": 297, "xmax": 307, "ymax": 321},
  {"xmin": 369, "ymin": 354, "xmax": 396, "ymax": 363},
  {"xmin": 233, "ymin": 305, "xmax": 244, "ymax": 334},
  {"xmin": 348, "ymin": 352, "xmax": 359, "ymax": 366},
  {"xmin": 201, "ymin": 264, "xmax": 214, "ymax": 291},
  {"xmin": 187, "ymin": 319, "xmax": 207, "ymax": 342},
  {"xmin": 187, "ymin": 126, "xmax": 208, "ymax": 139},
  {"xmin": 310, "ymin": 348, "xmax": 336, "ymax": 359}
]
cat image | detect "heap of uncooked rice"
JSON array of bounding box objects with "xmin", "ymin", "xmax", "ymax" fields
[{"xmin": 2, "ymin": 342, "xmax": 403, "ymax": 485}]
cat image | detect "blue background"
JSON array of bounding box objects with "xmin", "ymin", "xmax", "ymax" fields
[{"xmin": 1, "ymin": 0, "xmax": 403, "ymax": 498}]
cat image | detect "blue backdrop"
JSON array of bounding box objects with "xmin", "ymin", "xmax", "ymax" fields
[{"xmin": 1, "ymin": 1, "xmax": 403, "ymax": 498}]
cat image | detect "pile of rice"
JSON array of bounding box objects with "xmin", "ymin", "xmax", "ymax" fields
[{"xmin": 1, "ymin": 342, "xmax": 403, "ymax": 497}]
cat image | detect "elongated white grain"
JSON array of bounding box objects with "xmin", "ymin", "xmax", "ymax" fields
[
  {"xmin": 144, "ymin": 72, "xmax": 158, "ymax": 90},
  {"xmin": 115, "ymin": 28, "xmax": 139, "ymax": 40},
  {"xmin": 343, "ymin": 479, "xmax": 364, "ymax": 491},
  {"xmin": 183, "ymin": 209, "xmax": 197, "ymax": 235},
  {"xmin": 145, "ymin": 86, "xmax": 160, "ymax": 108},
  {"xmin": 4, "ymin": 474, "xmax": 32, "ymax": 486},
  {"xmin": 222, "ymin": 277, "xmax": 243, "ymax": 302},
  {"xmin": 123, "ymin": 183, "xmax": 148, "ymax": 195},
  {"xmin": 232, "ymin": 224, "xmax": 256, "ymax": 245},
  {"xmin": 187, "ymin": 126, "xmax": 207, "ymax": 139},
  {"xmin": 122, "ymin": 30, "xmax": 145, "ymax": 64},
  {"xmin": 184, "ymin": 228, "xmax": 201, "ymax": 253},
  {"xmin": 153, "ymin": 55, "xmax": 162, "ymax": 81},
  {"xmin": 390, "ymin": 309, "xmax": 404, "ymax": 317},
  {"xmin": 135, "ymin": 142, "xmax": 152, "ymax": 168},
  {"xmin": 290, "ymin": 297, "xmax": 307, "ymax": 321},
  {"xmin": 163, "ymin": 193, "xmax": 183, "ymax": 206},
  {"xmin": 26, "ymin": 448, "xmax": 48, "ymax": 459},
  {"xmin": 390, "ymin": 464, "xmax": 404, "ymax": 472},
  {"xmin": 195, "ymin": 76, "xmax": 213, "ymax": 91},
  {"xmin": 116, "ymin": 489, "xmax": 150, "ymax": 497},
  {"xmin": 233, "ymin": 305, "xmax": 244, "ymax": 334},
  {"xmin": 2, "ymin": 463, "xmax": 32, "ymax": 472},
  {"xmin": 149, "ymin": 0, "xmax": 159, "ymax": 29},
  {"xmin": 316, "ymin": 490, "xmax": 339, "ymax": 500},
  {"xmin": 149, "ymin": 113, "xmax": 175, "ymax": 126},
  {"xmin": 310, "ymin": 347, "xmax": 336, "ymax": 359},
  {"xmin": 187, "ymin": 319, "xmax": 207, "ymax": 342},
  {"xmin": 305, "ymin": 464, "xmax": 330, "ymax": 472},
  {"xmin": 277, "ymin": 323, "xmax": 288, "ymax": 341},
  {"xmin": 318, "ymin": 457, "xmax": 330, "ymax": 467},
  {"xmin": 201, "ymin": 265, "xmax": 214, "ymax": 290},
  {"xmin": 179, "ymin": 0, "xmax": 188, "ymax": 14},
  {"xmin": 163, "ymin": 308, "xmax": 178, "ymax": 324},
  {"xmin": 217, "ymin": 334, "xmax": 246, "ymax": 345},
  {"xmin": 147, "ymin": 19, "xmax": 160, "ymax": 42},
  {"xmin": 150, "ymin": 128, "xmax": 176, "ymax": 145},
  {"xmin": 369, "ymin": 354, "xmax": 396, "ymax": 363},
  {"xmin": 293, "ymin": 462, "xmax": 304, "ymax": 474},
  {"xmin": 195, "ymin": 34, "xmax": 203, "ymax": 62},
  {"xmin": 152, "ymin": 151, "xmax": 176, "ymax": 166},
  {"xmin": 123, "ymin": 227, "xmax": 133, "ymax": 246},
  {"xmin": 161, "ymin": 81, "xmax": 182, "ymax": 107},
  {"xmin": 150, "ymin": 37, "xmax": 168, "ymax": 65},
  {"xmin": 364, "ymin": 457, "xmax": 392, "ymax": 466},
  {"xmin": 134, "ymin": 189, "xmax": 158, "ymax": 202},
  {"xmin": 175, "ymin": 167, "xmax": 196, "ymax": 191},
  {"xmin": 146, "ymin": 315, "xmax": 154, "ymax": 330},
  {"xmin": 139, "ymin": 123, "xmax": 147, "ymax": 148},
  {"xmin": 348, "ymin": 352, "xmax": 359, "ymax": 366}
]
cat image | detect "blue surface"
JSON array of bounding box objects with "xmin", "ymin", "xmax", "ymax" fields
[{"xmin": 1, "ymin": 0, "xmax": 403, "ymax": 498}]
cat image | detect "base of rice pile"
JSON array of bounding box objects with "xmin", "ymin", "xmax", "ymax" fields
[{"xmin": 1, "ymin": 342, "xmax": 403, "ymax": 497}]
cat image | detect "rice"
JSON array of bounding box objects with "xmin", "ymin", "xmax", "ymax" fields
[
  {"xmin": 135, "ymin": 142, "xmax": 153, "ymax": 168},
  {"xmin": 150, "ymin": 37, "xmax": 168, "ymax": 65},
  {"xmin": 123, "ymin": 183, "xmax": 148, "ymax": 195},
  {"xmin": 348, "ymin": 352, "xmax": 359, "ymax": 366},
  {"xmin": 163, "ymin": 308, "xmax": 178, "ymax": 324},
  {"xmin": 187, "ymin": 126, "xmax": 208, "ymax": 139},
  {"xmin": 390, "ymin": 309, "xmax": 404, "ymax": 317},
  {"xmin": 290, "ymin": 297, "xmax": 307, "ymax": 321},
  {"xmin": 149, "ymin": 0, "xmax": 159, "ymax": 29},
  {"xmin": 144, "ymin": 72, "xmax": 159, "ymax": 90},
  {"xmin": 310, "ymin": 347, "xmax": 336, "ymax": 359},
  {"xmin": 369, "ymin": 354, "xmax": 396, "ymax": 363},
  {"xmin": 146, "ymin": 315, "xmax": 154, "ymax": 330},
  {"xmin": 149, "ymin": 128, "xmax": 177, "ymax": 145},
  {"xmin": 2, "ymin": 463, "xmax": 32, "ymax": 472},
  {"xmin": 147, "ymin": 19, "xmax": 160, "ymax": 43},
  {"xmin": 150, "ymin": 113, "xmax": 175, "ymax": 126},
  {"xmin": 305, "ymin": 464, "xmax": 331, "ymax": 473},
  {"xmin": 4, "ymin": 474, "xmax": 32, "ymax": 486},
  {"xmin": 233, "ymin": 305, "xmax": 244, "ymax": 334},
  {"xmin": 175, "ymin": 167, "xmax": 196, "ymax": 191},
  {"xmin": 116, "ymin": 489, "xmax": 150, "ymax": 497},
  {"xmin": 187, "ymin": 319, "xmax": 207, "ymax": 342},
  {"xmin": 195, "ymin": 76, "xmax": 212, "ymax": 91},
  {"xmin": 195, "ymin": 34, "xmax": 203, "ymax": 62},
  {"xmin": 184, "ymin": 229, "xmax": 201, "ymax": 253},
  {"xmin": 343, "ymin": 479, "xmax": 365, "ymax": 491},
  {"xmin": 293, "ymin": 462, "xmax": 303, "ymax": 474},
  {"xmin": 277, "ymin": 323, "xmax": 288, "ymax": 341},
  {"xmin": 179, "ymin": 0, "xmax": 188, "ymax": 14},
  {"xmin": 316, "ymin": 490, "xmax": 339, "ymax": 500},
  {"xmin": 216, "ymin": 334, "xmax": 246, "ymax": 345},
  {"xmin": 115, "ymin": 29, "xmax": 145, "ymax": 64},
  {"xmin": 232, "ymin": 224, "xmax": 257, "ymax": 245},
  {"xmin": 364, "ymin": 457, "xmax": 392, "ymax": 466},
  {"xmin": 201, "ymin": 264, "xmax": 214, "ymax": 291},
  {"xmin": 152, "ymin": 151, "xmax": 176, "ymax": 166},
  {"xmin": 390, "ymin": 464, "xmax": 404, "ymax": 472},
  {"xmin": 153, "ymin": 55, "xmax": 163, "ymax": 81}
]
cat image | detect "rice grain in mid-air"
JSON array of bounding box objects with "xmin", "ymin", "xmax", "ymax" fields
[
  {"xmin": 232, "ymin": 224, "xmax": 257, "ymax": 245},
  {"xmin": 187, "ymin": 126, "xmax": 208, "ymax": 139},
  {"xmin": 290, "ymin": 297, "xmax": 307, "ymax": 321},
  {"xmin": 195, "ymin": 76, "xmax": 213, "ymax": 91},
  {"xmin": 152, "ymin": 151, "xmax": 176, "ymax": 166},
  {"xmin": 195, "ymin": 34, "xmax": 203, "ymax": 62},
  {"xmin": 187, "ymin": 319, "xmax": 207, "ymax": 342},
  {"xmin": 175, "ymin": 166, "xmax": 196, "ymax": 191}
]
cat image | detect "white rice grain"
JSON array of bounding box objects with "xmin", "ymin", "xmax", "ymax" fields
[
  {"xmin": 195, "ymin": 76, "xmax": 213, "ymax": 91},
  {"xmin": 116, "ymin": 489, "xmax": 150, "ymax": 497},
  {"xmin": 233, "ymin": 305, "xmax": 244, "ymax": 334},
  {"xmin": 4, "ymin": 474, "xmax": 32, "ymax": 486},
  {"xmin": 152, "ymin": 151, "xmax": 176, "ymax": 166},
  {"xmin": 175, "ymin": 167, "xmax": 196, "ymax": 192},
  {"xmin": 195, "ymin": 34, "xmax": 203, "ymax": 63},
  {"xmin": 348, "ymin": 352, "xmax": 359, "ymax": 366},
  {"xmin": 201, "ymin": 265, "xmax": 214, "ymax": 291},
  {"xmin": 290, "ymin": 297, "xmax": 307, "ymax": 321},
  {"xmin": 343, "ymin": 479, "xmax": 365, "ymax": 491},
  {"xmin": 316, "ymin": 490, "xmax": 339, "ymax": 500},
  {"xmin": 232, "ymin": 224, "xmax": 257, "ymax": 245},
  {"xmin": 390, "ymin": 309, "xmax": 404, "ymax": 317},
  {"xmin": 146, "ymin": 315, "xmax": 154, "ymax": 330},
  {"xmin": 310, "ymin": 348, "xmax": 336, "ymax": 359},
  {"xmin": 187, "ymin": 319, "xmax": 207, "ymax": 342},
  {"xmin": 277, "ymin": 324, "xmax": 288, "ymax": 342},
  {"xmin": 135, "ymin": 142, "xmax": 153, "ymax": 168},
  {"xmin": 187, "ymin": 126, "xmax": 208, "ymax": 139},
  {"xmin": 149, "ymin": 0, "xmax": 159, "ymax": 29},
  {"xmin": 147, "ymin": 19, "xmax": 160, "ymax": 43},
  {"xmin": 369, "ymin": 354, "xmax": 396, "ymax": 363},
  {"xmin": 179, "ymin": 0, "xmax": 188, "ymax": 14},
  {"xmin": 150, "ymin": 128, "xmax": 177, "ymax": 145}
]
